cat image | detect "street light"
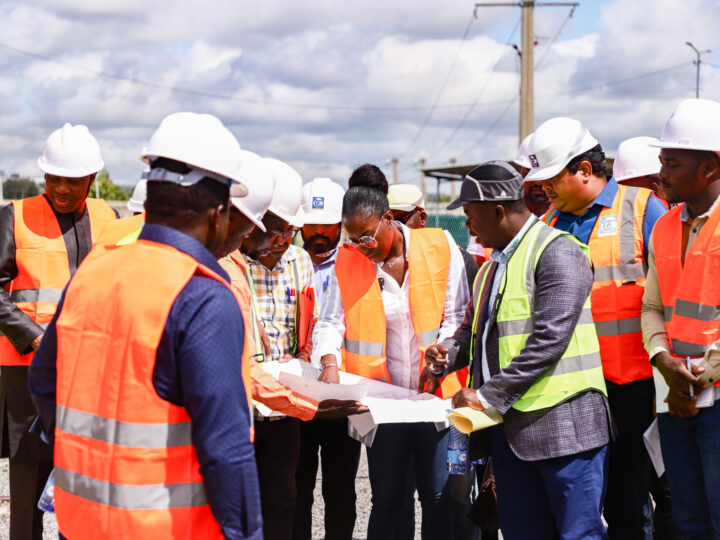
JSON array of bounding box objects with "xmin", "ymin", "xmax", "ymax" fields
[{"xmin": 686, "ymin": 41, "xmax": 711, "ymax": 98}]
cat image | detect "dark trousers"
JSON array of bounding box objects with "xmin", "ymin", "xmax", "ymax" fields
[
  {"xmin": 293, "ymin": 418, "xmax": 361, "ymax": 540},
  {"xmin": 255, "ymin": 417, "xmax": 301, "ymax": 540},
  {"xmin": 9, "ymin": 458, "xmax": 52, "ymax": 540},
  {"xmin": 658, "ymin": 402, "xmax": 720, "ymax": 539},
  {"xmin": 366, "ymin": 423, "xmax": 450, "ymax": 540},
  {"xmin": 649, "ymin": 471, "xmax": 682, "ymax": 540},
  {"xmin": 491, "ymin": 426, "xmax": 609, "ymax": 540},
  {"xmin": 603, "ymin": 378, "xmax": 655, "ymax": 540}
]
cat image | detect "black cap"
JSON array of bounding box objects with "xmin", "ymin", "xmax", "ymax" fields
[{"xmin": 446, "ymin": 161, "xmax": 524, "ymax": 210}]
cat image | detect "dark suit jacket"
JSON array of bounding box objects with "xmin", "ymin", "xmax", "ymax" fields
[{"xmin": 443, "ymin": 231, "xmax": 612, "ymax": 461}]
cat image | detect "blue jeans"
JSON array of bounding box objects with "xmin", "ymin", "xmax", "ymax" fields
[
  {"xmin": 658, "ymin": 402, "xmax": 720, "ymax": 540},
  {"xmin": 491, "ymin": 426, "xmax": 609, "ymax": 540},
  {"xmin": 366, "ymin": 423, "xmax": 451, "ymax": 539}
]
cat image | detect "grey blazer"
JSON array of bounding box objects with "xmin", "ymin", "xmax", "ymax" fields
[{"xmin": 443, "ymin": 234, "xmax": 612, "ymax": 461}]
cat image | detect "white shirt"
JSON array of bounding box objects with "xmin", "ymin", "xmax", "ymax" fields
[{"xmin": 312, "ymin": 223, "xmax": 470, "ymax": 390}]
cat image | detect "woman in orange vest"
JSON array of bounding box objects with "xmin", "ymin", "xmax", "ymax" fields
[{"xmin": 313, "ymin": 175, "xmax": 470, "ymax": 539}]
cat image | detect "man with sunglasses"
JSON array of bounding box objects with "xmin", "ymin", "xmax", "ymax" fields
[{"xmin": 388, "ymin": 183, "xmax": 427, "ymax": 228}]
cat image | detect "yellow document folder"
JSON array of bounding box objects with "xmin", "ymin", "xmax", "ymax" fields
[{"xmin": 447, "ymin": 406, "xmax": 503, "ymax": 434}]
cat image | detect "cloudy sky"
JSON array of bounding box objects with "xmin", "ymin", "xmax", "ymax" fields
[{"xmin": 0, "ymin": 0, "xmax": 718, "ymax": 188}]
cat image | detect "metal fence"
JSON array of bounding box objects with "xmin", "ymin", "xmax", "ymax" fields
[{"xmin": 425, "ymin": 203, "xmax": 470, "ymax": 249}]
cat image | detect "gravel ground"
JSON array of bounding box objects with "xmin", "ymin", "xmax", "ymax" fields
[{"xmin": 0, "ymin": 452, "xmax": 423, "ymax": 539}]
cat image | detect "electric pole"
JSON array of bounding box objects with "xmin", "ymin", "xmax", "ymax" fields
[
  {"xmin": 392, "ymin": 156, "xmax": 399, "ymax": 183},
  {"xmin": 419, "ymin": 157, "xmax": 427, "ymax": 205},
  {"xmin": 475, "ymin": 1, "xmax": 579, "ymax": 140},
  {"xmin": 449, "ymin": 157, "xmax": 457, "ymax": 200},
  {"xmin": 686, "ymin": 42, "xmax": 711, "ymax": 98}
]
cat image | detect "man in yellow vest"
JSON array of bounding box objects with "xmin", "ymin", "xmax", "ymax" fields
[
  {"xmin": 641, "ymin": 98, "xmax": 720, "ymax": 539},
  {"xmin": 525, "ymin": 117, "xmax": 667, "ymax": 539},
  {"xmin": 426, "ymin": 161, "xmax": 611, "ymax": 540},
  {"xmin": 28, "ymin": 112, "xmax": 262, "ymax": 539},
  {"xmin": 0, "ymin": 123, "xmax": 115, "ymax": 539}
]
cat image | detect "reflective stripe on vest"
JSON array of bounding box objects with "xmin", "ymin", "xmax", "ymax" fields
[
  {"xmin": 0, "ymin": 195, "xmax": 116, "ymax": 366},
  {"xmin": 545, "ymin": 184, "xmax": 655, "ymax": 384},
  {"xmin": 335, "ymin": 228, "xmax": 450, "ymax": 388},
  {"xmin": 471, "ymin": 221, "xmax": 606, "ymax": 411},
  {"xmin": 653, "ymin": 203, "xmax": 720, "ymax": 386},
  {"xmin": 53, "ymin": 240, "xmax": 240, "ymax": 538}
]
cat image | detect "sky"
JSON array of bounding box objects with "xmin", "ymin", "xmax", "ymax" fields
[{"xmin": 0, "ymin": 0, "xmax": 718, "ymax": 189}]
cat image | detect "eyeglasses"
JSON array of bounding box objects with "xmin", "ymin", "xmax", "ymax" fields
[
  {"xmin": 393, "ymin": 207, "xmax": 421, "ymax": 225},
  {"xmin": 345, "ymin": 218, "xmax": 384, "ymax": 250},
  {"xmin": 271, "ymin": 228, "xmax": 299, "ymax": 241}
]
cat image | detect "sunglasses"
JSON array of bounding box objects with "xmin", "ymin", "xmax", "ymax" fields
[
  {"xmin": 345, "ymin": 217, "xmax": 384, "ymax": 250},
  {"xmin": 393, "ymin": 207, "xmax": 421, "ymax": 225}
]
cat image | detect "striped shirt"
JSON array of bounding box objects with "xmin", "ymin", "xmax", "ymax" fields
[{"xmin": 245, "ymin": 245, "xmax": 317, "ymax": 360}]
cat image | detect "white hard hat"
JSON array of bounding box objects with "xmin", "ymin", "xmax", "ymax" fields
[
  {"xmin": 388, "ymin": 183, "xmax": 424, "ymax": 212},
  {"xmin": 38, "ymin": 123, "xmax": 104, "ymax": 178},
  {"xmin": 127, "ymin": 179, "xmax": 147, "ymax": 213},
  {"xmin": 650, "ymin": 98, "xmax": 720, "ymax": 152},
  {"xmin": 302, "ymin": 177, "xmax": 345, "ymax": 225},
  {"xmin": 614, "ymin": 137, "xmax": 661, "ymax": 182},
  {"xmin": 525, "ymin": 117, "xmax": 599, "ymax": 182},
  {"xmin": 513, "ymin": 133, "xmax": 533, "ymax": 170},
  {"xmin": 263, "ymin": 158, "xmax": 304, "ymax": 228},
  {"xmin": 230, "ymin": 150, "xmax": 275, "ymax": 232},
  {"xmin": 141, "ymin": 112, "xmax": 247, "ymax": 194}
]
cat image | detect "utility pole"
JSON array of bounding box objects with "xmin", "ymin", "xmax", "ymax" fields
[
  {"xmin": 686, "ymin": 42, "xmax": 711, "ymax": 98},
  {"xmin": 475, "ymin": 1, "xmax": 579, "ymax": 140},
  {"xmin": 419, "ymin": 157, "xmax": 427, "ymax": 204},
  {"xmin": 449, "ymin": 157, "xmax": 457, "ymax": 200},
  {"xmin": 392, "ymin": 157, "xmax": 399, "ymax": 183}
]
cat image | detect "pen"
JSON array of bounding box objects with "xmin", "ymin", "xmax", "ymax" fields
[{"xmin": 687, "ymin": 356, "xmax": 694, "ymax": 400}]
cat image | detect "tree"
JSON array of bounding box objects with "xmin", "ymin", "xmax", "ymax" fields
[
  {"xmin": 2, "ymin": 177, "xmax": 41, "ymax": 200},
  {"xmin": 93, "ymin": 169, "xmax": 131, "ymax": 201}
]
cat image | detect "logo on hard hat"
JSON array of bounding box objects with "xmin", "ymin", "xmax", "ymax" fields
[
  {"xmin": 312, "ymin": 196, "xmax": 325, "ymax": 209},
  {"xmin": 529, "ymin": 154, "xmax": 540, "ymax": 168}
]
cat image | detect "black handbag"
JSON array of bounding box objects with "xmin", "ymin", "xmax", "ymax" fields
[{"xmin": 469, "ymin": 458, "xmax": 499, "ymax": 532}]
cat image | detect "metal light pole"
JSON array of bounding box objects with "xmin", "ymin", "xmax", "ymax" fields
[{"xmin": 686, "ymin": 41, "xmax": 711, "ymax": 98}]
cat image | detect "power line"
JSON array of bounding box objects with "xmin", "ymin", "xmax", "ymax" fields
[
  {"xmin": 535, "ymin": 5, "xmax": 576, "ymax": 69},
  {"xmin": 425, "ymin": 16, "xmax": 522, "ymax": 160},
  {"xmin": 398, "ymin": 13, "xmax": 477, "ymax": 157},
  {"xmin": 0, "ymin": 41, "xmax": 499, "ymax": 113}
]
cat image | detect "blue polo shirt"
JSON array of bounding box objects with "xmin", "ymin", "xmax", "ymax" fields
[{"xmin": 552, "ymin": 177, "xmax": 667, "ymax": 259}]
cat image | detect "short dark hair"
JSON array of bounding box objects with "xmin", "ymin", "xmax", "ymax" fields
[
  {"xmin": 566, "ymin": 144, "xmax": 607, "ymax": 177},
  {"xmin": 348, "ymin": 164, "xmax": 389, "ymax": 195},
  {"xmin": 144, "ymin": 158, "xmax": 229, "ymax": 228},
  {"xmin": 499, "ymin": 198, "xmax": 528, "ymax": 214},
  {"xmin": 342, "ymin": 186, "xmax": 389, "ymax": 220}
]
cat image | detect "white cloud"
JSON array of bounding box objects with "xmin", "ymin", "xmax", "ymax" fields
[{"xmin": 0, "ymin": 0, "xmax": 717, "ymax": 188}]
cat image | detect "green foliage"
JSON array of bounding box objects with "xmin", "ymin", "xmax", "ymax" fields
[
  {"xmin": 93, "ymin": 169, "xmax": 131, "ymax": 201},
  {"xmin": 2, "ymin": 177, "xmax": 41, "ymax": 200}
]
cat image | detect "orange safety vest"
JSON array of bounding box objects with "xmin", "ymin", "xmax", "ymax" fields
[
  {"xmin": 544, "ymin": 184, "xmax": 654, "ymax": 384},
  {"xmin": 218, "ymin": 250, "xmax": 258, "ymax": 360},
  {"xmin": 94, "ymin": 212, "xmax": 145, "ymax": 246},
  {"xmin": 53, "ymin": 239, "xmax": 254, "ymax": 539},
  {"xmin": 653, "ymin": 203, "xmax": 720, "ymax": 387},
  {"xmin": 0, "ymin": 195, "xmax": 116, "ymax": 366},
  {"xmin": 335, "ymin": 228, "xmax": 463, "ymax": 397}
]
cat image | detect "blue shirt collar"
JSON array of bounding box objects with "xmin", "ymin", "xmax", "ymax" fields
[
  {"xmin": 312, "ymin": 247, "xmax": 338, "ymax": 271},
  {"xmin": 593, "ymin": 176, "xmax": 618, "ymax": 209},
  {"xmin": 138, "ymin": 223, "xmax": 230, "ymax": 282}
]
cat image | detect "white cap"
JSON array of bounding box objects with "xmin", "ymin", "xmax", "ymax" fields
[
  {"xmin": 263, "ymin": 158, "xmax": 304, "ymax": 228},
  {"xmin": 525, "ymin": 117, "xmax": 599, "ymax": 182},
  {"xmin": 388, "ymin": 183, "xmax": 424, "ymax": 212},
  {"xmin": 141, "ymin": 112, "xmax": 246, "ymax": 193},
  {"xmin": 650, "ymin": 98, "xmax": 720, "ymax": 152},
  {"xmin": 38, "ymin": 123, "xmax": 104, "ymax": 178},
  {"xmin": 513, "ymin": 133, "xmax": 533, "ymax": 170},
  {"xmin": 127, "ymin": 179, "xmax": 147, "ymax": 213},
  {"xmin": 614, "ymin": 137, "xmax": 661, "ymax": 182},
  {"xmin": 230, "ymin": 150, "xmax": 275, "ymax": 232},
  {"xmin": 301, "ymin": 177, "xmax": 345, "ymax": 225}
]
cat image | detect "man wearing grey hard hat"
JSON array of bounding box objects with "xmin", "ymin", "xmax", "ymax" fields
[{"xmin": 426, "ymin": 161, "xmax": 612, "ymax": 539}]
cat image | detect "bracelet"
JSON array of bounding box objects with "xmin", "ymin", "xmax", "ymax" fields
[{"xmin": 322, "ymin": 362, "xmax": 338, "ymax": 369}]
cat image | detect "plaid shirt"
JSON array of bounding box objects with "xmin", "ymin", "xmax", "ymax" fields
[{"xmin": 245, "ymin": 245, "xmax": 317, "ymax": 360}]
